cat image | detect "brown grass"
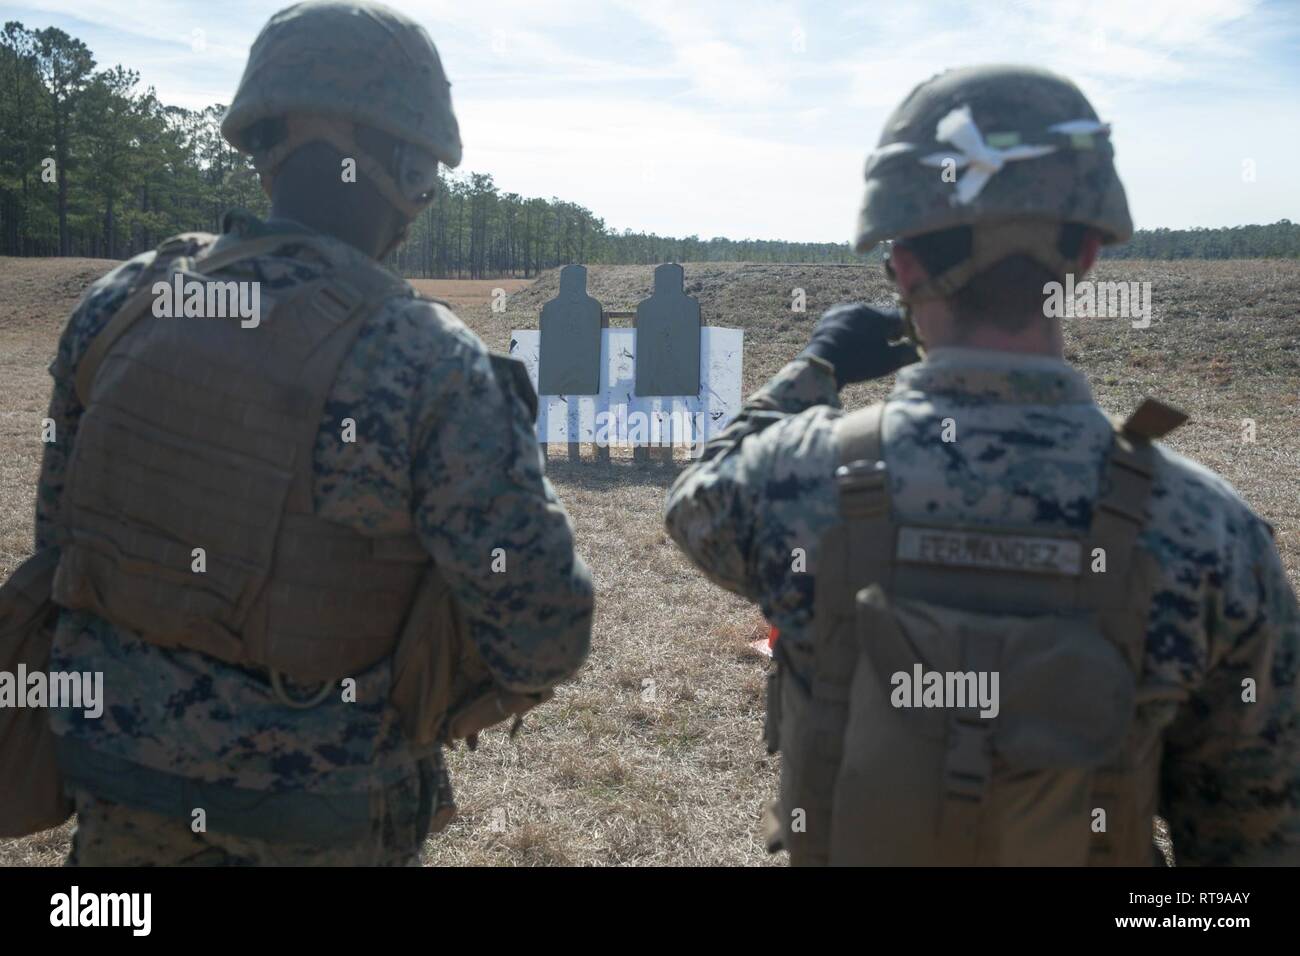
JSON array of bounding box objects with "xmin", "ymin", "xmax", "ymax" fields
[
  {"xmin": 1, "ymin": 256, "xmax": 1297, "ymax": 866},
  {"xmin": 407, "ymin": 277, "xmax": 533, "ymax": 313}
]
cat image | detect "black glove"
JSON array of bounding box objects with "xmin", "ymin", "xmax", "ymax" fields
[{"xmin": 800, "ymin": 303, "xmax": 920, "ymax": 387}]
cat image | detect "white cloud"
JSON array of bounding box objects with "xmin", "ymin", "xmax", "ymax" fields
[
  {"xmin": 12, "ymin": 0, "xmax": 1298, "ymax": 238},
  {"xmin": 461, "ymin": 93, "xmax": 862, "ymax": 241}
]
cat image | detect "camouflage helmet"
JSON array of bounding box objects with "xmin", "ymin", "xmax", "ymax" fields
[
  {"xmin": 221, "ymin": 0, "xmax": 462, "ymax": 169},
  {"xmin": 854, "ymin": 65, "xmax": 1131, "ymax": 257}
]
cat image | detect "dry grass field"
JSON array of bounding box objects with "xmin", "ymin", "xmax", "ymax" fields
[
  {"xmin": 408, "ymin": 276, "xmax": 533, "ymax": 312},
  {"xmin": 1, "ymin": 256, "xmax": 1297, "ymax": 866}
]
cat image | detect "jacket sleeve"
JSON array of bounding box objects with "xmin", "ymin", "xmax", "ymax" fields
[
  {"xmin": 664, "ymin": 355, "xmax": 840, "ymax": 602},
  {"xmin": 1159, "ymin": 513, "xmax": 1300, "ymax": 865},
  {"xmin": 411, "ymin": 333, "xmax": 592, "ymax": 694}
]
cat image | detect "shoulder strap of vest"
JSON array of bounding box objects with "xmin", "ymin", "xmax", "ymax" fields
[
  {"xmin": 75, "ymin": 255, "xmax": 175, "ymax": 406},
  {"xmin": 820, "ymin": 402, "xmax": 894, "ymax": 669},
  {"xmin": 271, "ymin": 259, "xmax": 411, "ymax": 515},
  {"xmin": 1085, "ymin": 400, "xmax": 1185, "ymax": 864},
  {"xmin": 836, "ymin": 400, "xmax": 886, "ymax": 468},
  {"xmin": 831, "ymin": 399, "xmax": 892, "ymax": 562},
  {"xmin": 74, "ymin": 233, "xmax": 308, "ymax": 406},
  {"xmin": 1082, "ymin": 398, "xmax": 1186, "ymax": 670},
  {"xmin": 833, "ymin": 402, "xmax": 894, "ymax": 580},
  {"xmin": 788, "ymin": 402, "xmax": 893, "ymax": 864}
]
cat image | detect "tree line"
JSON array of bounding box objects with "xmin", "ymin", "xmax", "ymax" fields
[
  {"xmin": 1100, "ymin": 221, "xmax": 1299, "ymax": 260},
  {"xmin": 3, "ymin": 21, "xmax": 1297, "ymax": 276},
  {"xmin": 388, "ymin": 172, "xmax": 862, "ymax": 278}
]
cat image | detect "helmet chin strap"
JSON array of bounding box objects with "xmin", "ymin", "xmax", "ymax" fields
[
  {"xmin": 254, "ymin": 115, "xmax": 435, "ymax": 260},
  {"xmin": 255, "ymin": 115, "xmax": 431, "ymax": 221},
  {"xmin": 883, "ymin": 251, "xmax": 927, "ymax": 356},
  {"xmin": 894, "ymin": 294, "xmax": 927, "ymax": 356},
  {"xmin": 886, "ymin": 219, "xmax": 1080, "ymax": 352},
  {"xmin": 904, "ymin": 219, "xmax": 1080, "ymax": 304},
  {"xmin": 376, "ymin": 220, "xmax": 414, "ymax": 260}
]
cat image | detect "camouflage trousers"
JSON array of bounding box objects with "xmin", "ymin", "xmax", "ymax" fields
[{"xmin": 65, "ymin": 772, "xmax": 431, "ymax": 866}]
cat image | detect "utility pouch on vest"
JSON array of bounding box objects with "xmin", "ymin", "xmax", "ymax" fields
[
  {"xmin": 445, "ymin": 683, "xmax": 553, "ymax": 749},
  {"xmin": 826, "ymin": 586, "xmax": 1134, "ymax": 865},
  {"xmin": 0, "ymin": 548, "xmax": 73, "ymax": 836},
  {"xmin": 391, "ymin": 567, "xmax": 552, "ymax": 750},
  {"xmin": 776, "ymin": 398, "xmax": 1185, "ymax": 867},
  {"xmin": 390, "ymin": 569, "xmax": 463, "ymax": 746}
]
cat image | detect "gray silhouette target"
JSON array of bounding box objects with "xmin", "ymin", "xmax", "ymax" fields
[
  {"xmin": 538, "ymin": 265, "xmax": 602, "ymax": 395},
  {"xmin": 634, "ymin": 263, "xmax": 700, "ymax": 396}
]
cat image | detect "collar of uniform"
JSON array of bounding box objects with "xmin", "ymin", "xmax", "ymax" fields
[
  {"xmin": 221, "ymin": 208, "xmax": 316, "ymax": 240},
  {"xmin": 891, "ymin": 346, "xmax": 1093, "ymax": 405}
]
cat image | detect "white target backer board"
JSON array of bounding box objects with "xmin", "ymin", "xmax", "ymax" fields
[{"xmin": 509, "ymin": 327, "xmax": 743, "ymax": 446}]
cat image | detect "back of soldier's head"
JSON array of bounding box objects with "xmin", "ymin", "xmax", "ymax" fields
[
  {"xmin": 856, "ymin": 65, "xmax": 1132, "ymax": 328},
  {"xmin": 221, "ymin": 1, "xmax": 462, "ymax": 233}
]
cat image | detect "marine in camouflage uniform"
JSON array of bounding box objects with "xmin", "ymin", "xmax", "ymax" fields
[
  {"xmin": 37, "ymin": 1, "xmax": 592, "ymax": 865},
  {"xmin": 665, "ymin": 66, "xmax": 1298, "ymax": 865}
]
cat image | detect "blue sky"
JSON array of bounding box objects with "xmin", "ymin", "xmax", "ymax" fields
[{"xmin": 6, "ymin": 0, "xmax": 1299, "ymax": 242}]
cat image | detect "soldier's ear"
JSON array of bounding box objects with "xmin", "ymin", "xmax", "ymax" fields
[
  {"xmin": 885, "ymin": 244, "xmax": 929, "ymax": 296},
  {"xmin": 1077, "ymin": 230, "xmax": 1102, "ymax": 275}
]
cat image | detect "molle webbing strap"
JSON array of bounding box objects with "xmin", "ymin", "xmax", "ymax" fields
[
  {"xmin": 1083, "ymin": 397, "xmax": 1187, "ymax": 651},
  {"xmin": 832, "ymin": 400, "xmax": 894, "ymax": 608},
  {"xmin": 794, "ymin": 404, "xmax": 892, "ymax": 865},
  {"xmin": 281, "ymin": 277, "xmax": 372, "ymax": 514},
  {"xmin": 1085, "ymin": 400, "xmax": 1185, "ymax": 865},
  {"xmin": 834, "ymin": 404, "xmax": 893, "ymax": 629},
  {"xmin": 1079, "ymin": 429, "xmax": 1154, "ymax": 620},
  {"xmin": 75, "ymin": 233, "xmax": 313, "ymax": 407},
  {"xmin": 836, "ymin": 405, "xmax": 894, "ymax": 598},
  {"xmin": 832, "ymin": 404, "xmax": 891, "ymax": 614},
  {"xmin": 936, "ymin": 628, "xmax": 1000, "ymax": 864}
]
